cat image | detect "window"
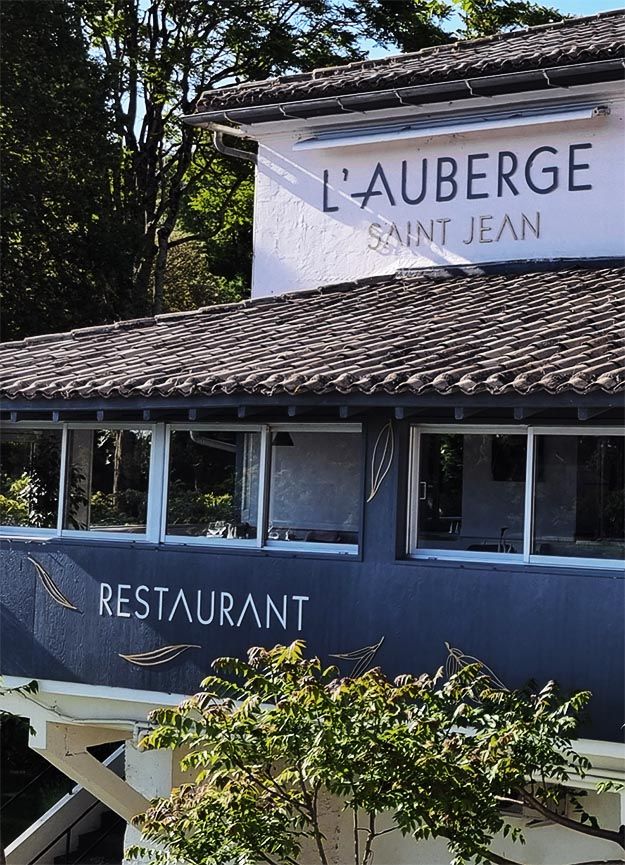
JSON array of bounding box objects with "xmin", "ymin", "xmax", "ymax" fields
[
  {"xmin": 409, "ymin": 427, "xmax": 624, "ymax": 567},
  {"xmin": 416, "ymin": 432, "xmax": 526, "ymax": 554},
  {"xmin": 267, "ymin": 430, "xmax": 361, "ymax": 546},
  {"xmin": 63, "ymin": 428, "xmax": 152, "ymax": 534},
  {"xmin": 533, "ymin": 435, "xmax": 624, "ymax": 560},
  {"xmin": 165, "ymin": 429, "xmax": 260, "ymax": 541},
  {"xmin": 0, "ymin": 422, "xmax": 360, "ymax": 552},
  {"xmin": 0, "ymin": 428, "xmax": 63, "ymax": 530},
  {"xmin": 163, "ymin": 425, "xmax": 361, "ymax": 551}
]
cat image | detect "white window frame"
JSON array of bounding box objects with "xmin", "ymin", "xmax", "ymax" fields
[
  {"xmin": 162, "ymin": 423, "xmax": 263, "ymax": 549},
  {"xmin": 60, "ymin": 421, "xmax": 158, "ymax": 542},
  {"xmin": 0, "ymin": 421, "xmax": 65, "ymax": 538},
  {"xmin": 0, "ymin": 421, "xmax": 363, "ymax": 554},
  {"xmin": 408, "ymin": 424, "xmax": 625, "ymax": 570},
  {"xmin": 163, "ymin": 422, "xmax": 362, "ymax": 555}
]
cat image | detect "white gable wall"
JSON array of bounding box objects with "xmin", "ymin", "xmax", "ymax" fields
[{"xmin": 249, "ymin": 86, "xmax": 625, "ymax": 297}]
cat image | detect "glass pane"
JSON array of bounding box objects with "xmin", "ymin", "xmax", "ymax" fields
[
  {"xmin": 166, "ymin": 430, "xmax": 260, "ymax": 539},
  {"xmin": 533, "ymin": 435, "xmax": 624, "ymax": 560},
  {"xmin": 417, "ymin": 433, "xmax": 526, "ymax": 553},
  {"xmin": 0, "ymin": 428, "xmax": 62, "ymax": 528},
  {"xmin": 268, "ymin": 431, "xmax": 361, "ymax": 545},
  {"xmin": 64, "ymin": 429, "xmax": 151, "ymax": 533}
]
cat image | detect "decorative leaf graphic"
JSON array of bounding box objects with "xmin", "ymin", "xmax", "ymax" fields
[
  {"xmin": 119, "ymin": 644, "xmax": 201, "ymax": 667},
  {"xmin": 330, "ymin": 636, "xmax": 385, "ymax": 678},
  {"xmin": 445, "ymin": 642, "xmax": 509, "ymax": 692},
  {"xmin": 366, "ymin": 420, "xmax": 394, "ymax": 502},
  {"xmin": 27, "ymin": 555, "xmax": 80, "ymax": 612}
]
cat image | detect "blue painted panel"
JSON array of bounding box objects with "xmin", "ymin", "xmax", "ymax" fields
[
  {"xmin": 2, "ymin": 540, "xmax": 622, "ymax": 740},
  {"xmin": 1, "ymin": 417, "xmax": 623, "ymax": 741}
]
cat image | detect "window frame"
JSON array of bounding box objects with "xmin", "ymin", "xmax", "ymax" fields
[
  {"xmin": 264, "ymin": 423, "xmax": 363, "ymax": 556},
  {"xmin": 0, "ymin": 420, "xmax": 66, "ymax": 538},
  {"xmin": 162, "ymin": 422, "xmax": 362, "ymax": 554},
  {"xmin": 59, "ymin": 421, "xmax": 158, "ymax": 542},
  {"xmin": 162, "ymin": 422, "xmax": 265, "ymax": 549},
  {"xmin": 407, "ymin": 424, "xmax": 625, "ymax": 570},
  {"xmin": 0, "ymin": 420, "xmax": 363, "ymax": 555}
]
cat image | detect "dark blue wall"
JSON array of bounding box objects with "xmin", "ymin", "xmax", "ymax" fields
[{"xmin": 1, "ymin": 417, "xmax": 623, "ymax": 741}]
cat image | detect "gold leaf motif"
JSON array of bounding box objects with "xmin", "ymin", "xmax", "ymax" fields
[
  {"xmin": 330, "ymin": 636, "xmax": 385, "ymax": 677},
  {"xmin": 27, "ymin": 556, "xmax": 80, "ymax": 612},
  {"xmin": 119, "ymin": 644, "xmax": 201, "ymax": 667},
  {"xmin": 366, "ymin": 420, "xmax": 394, "ymax": 502},
  {"xmin": 445, "ymin": 642, "xmax": 509, "ymax": 691}
]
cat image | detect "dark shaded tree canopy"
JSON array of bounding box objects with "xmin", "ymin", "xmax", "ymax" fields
[{"xmin": 1, "ymin": 0, "xmax": 564, "ymax": 341}]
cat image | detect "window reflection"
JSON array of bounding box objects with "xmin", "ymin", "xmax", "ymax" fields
[
  {"xmin": 417, "ymin": 433, "xmax": 526, "ymax": 553},
  {"xmin": 268, "ymin": 431, "xmax": 361, "ymax": 545},
  {"xmin": 533, "ymin": 435, "xmax": 624, "ymax": 560},
  {"xmin": 0, "ymin": 428, "xmax": 62, "ymax": 528},
  {"xmin": 64, "ymin": 429, "xmax": 151, "ymax": 533},
  {"xmin": 166, "ymin": 430, "xmax": 259, "ymax": 539}
]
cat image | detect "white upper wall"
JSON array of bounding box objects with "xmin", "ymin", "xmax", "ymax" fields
[{"xmin": 249, "ymin": 87, "xmax": 625, "ymax": 297}]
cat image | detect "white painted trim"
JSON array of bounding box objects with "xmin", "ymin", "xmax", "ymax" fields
[
  {"xmin": 408, "ymin": 550, "xmax": 624, "ymax": 571},
  {"xmin": 56, "ymin": 424, "xmax": 69, "ymax": 533},
  {"xmin": 160, "ymin": 424, "xmax": 172, "ymax": 543},
  {"xmin": 264, "ymin": 540, "xmax": 358, "ymax": 555},
  {"xmin": 256, "ymin": 425, "xmax": 270, "ymax": 548},
  {"xmin": 146, "ymin": 423, "xmax": 166, "ymax": 543},
  {"xmin": 61, "ymin": 528, "xmax": 150, "ymax": 541},
  {"xmin": 407, "ymin": 424, "xmax": 625, "ymax": 568},
  {"xmin": 0, "ymin": 528, "xmax": 58, "ymax": 539},
  {"xmin": 533, "ymin": 426, "xmax": 625, "ymax": 437},
  {"xmin": 293, "ymin": 105, "xmax": 606, "ymax": 150},
  {"xmin": 406, "ymin": 426, "xmax": 420, "ymax": 555},
  {"xmin": 64, "ymin": 421, "xmax": 154, "ymax": 431},
  {"xmin": 522, "ymin": 427, "xmax": 535, "ymax": 563},
  {"xmin": 163, "ymin": 534, "xmax": 258, "ymax": 548},
  {"xmin": 1, "ymin": 675, "xmax": 188, "ymax": 706}
]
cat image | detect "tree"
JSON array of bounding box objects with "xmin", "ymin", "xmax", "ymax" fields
[
  {"xmin": 0, "ymin": 1, "xmax": 131, "ymax": 341},
  {"xmin": 129, "ymin": 642, "xmax": 624, "ymax": 865},
  {"xmin": 77, "ymin": 0, "xmax": 565, "ymax": 318},
  {"xmin": 1, "ymin": 0, "xmax": 565, "ymax": 338}
]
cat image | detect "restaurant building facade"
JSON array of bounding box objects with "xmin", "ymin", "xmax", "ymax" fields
[{"xmin": 1, "ymin": 10, "xmax": 624, "ymax": 864}]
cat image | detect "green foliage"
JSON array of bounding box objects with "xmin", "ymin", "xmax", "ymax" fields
[
  {"xmin": 128, "ymin": 642, "xmax": 619, "ymax": 865},
  {"xmin": 454, "ymin": 0, "xmax": 563, "ymax": 38},
  {"xmin": 0, "ymin": 0, "xmax": 132, "ymax": 340},
  {"xmin": 0, "ymin": 476, "xmax": 30, "ymax": 526},
  {"xmin": 2, "ymin": 0, "xmax": 565, "ymax": 338},
  {"xmin": 165, "ymin": 481, "xmax": 234, "ymax": 526},
  {"xmin": 0, "ymin": 473, "xmax": 57, "ymax": 528},
  {"xmin": 89, "ymin": 489, "xmax": 148, "ymax": 526}
]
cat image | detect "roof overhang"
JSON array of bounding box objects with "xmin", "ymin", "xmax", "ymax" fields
[{"xmin": 184, "ymin": 60, "xmax": 625, "ymax": 129}]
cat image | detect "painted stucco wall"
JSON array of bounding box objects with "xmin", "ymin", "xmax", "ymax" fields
[{"xmin": 251, "ymin": 96, "xmax": 625, "ymax": 297}]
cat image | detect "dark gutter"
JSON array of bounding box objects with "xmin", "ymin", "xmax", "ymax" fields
[
  {"xmin": 184, "ymin": 59, "xmax": 625, "ymax": 128},
  {"xmin": 1, "ymin": 392, "xmax": 622, "ymax": 416}
]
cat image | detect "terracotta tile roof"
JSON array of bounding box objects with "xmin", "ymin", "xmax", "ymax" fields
[
  {"xmin": 196, "ymin": 11, "xmax": 625, "ymax": 114},
  {"xmin": 0, "ymin": 261, "xmax": 623, "ymax": 403}
]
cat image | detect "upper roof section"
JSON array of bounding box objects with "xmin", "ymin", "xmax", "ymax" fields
[
  {"xmin": 1, "ymin": 260, "xmax": 623, "ymax": 404},
  {"xmin": 192, "ymin": 10, "xmax": 625, "ymax": 123}
]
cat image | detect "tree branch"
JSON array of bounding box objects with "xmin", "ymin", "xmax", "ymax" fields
[
  {"xmin": 362, "ymin": 812, "xmax": 376, "ymax": 865},
  {"xmin": 519, "ymin": 789, "xmax": 625, "ymax": 849}
]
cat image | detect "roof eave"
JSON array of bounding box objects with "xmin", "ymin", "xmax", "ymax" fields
[{"xmin": 185, "ymin": 59, "xmax": 625, "ymax": 128}]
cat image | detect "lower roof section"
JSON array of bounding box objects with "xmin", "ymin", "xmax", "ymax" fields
[{"xmin": 0, "ymin": 258, "xmax": 623, "ymax": 404}]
